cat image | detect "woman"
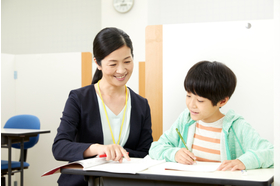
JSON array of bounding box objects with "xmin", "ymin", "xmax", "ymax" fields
[{"xmin": 52, "ymin": 27, "xmax": 153, "ymax": 186}]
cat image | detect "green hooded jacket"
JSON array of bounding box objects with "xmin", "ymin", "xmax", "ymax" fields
[{"xmin": 149, "ymin": 109, "xmax": 274, "ymax": 169}]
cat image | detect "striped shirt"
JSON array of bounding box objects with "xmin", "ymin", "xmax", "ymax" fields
[{"xmin": 192, "ymin": 117, "xmax": 224, "ymax": 162}]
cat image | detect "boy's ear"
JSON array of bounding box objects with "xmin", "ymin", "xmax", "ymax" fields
[
  {"xmin": 218, "ymin": 97, "xmax": 229, "ymax": 107},
  {"xmin": 94, "ymin": 58, "xmax": 102, "ymax": 70}
]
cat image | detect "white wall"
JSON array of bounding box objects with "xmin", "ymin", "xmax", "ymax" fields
[
  {"xmin": 162, "ymin": 20, "xmax": 274, "ymax": 143},
  {"xmin": 2, "ymin": 0, "xmax": 274, "ymax": 93},
  {"xmin": 1, "ymin": 0, "xmax": 101, "ymax": 54},
  {"xmin": 1, "ymin": 0, "xmax": 148, "ymax": 93},
  {"xmin": 100, "ymin": 0, "xmax": 148, "ymax": 93},
  {"xmin": 148, "ymin": 0, "xmax": 273, "ymax": 24},
  {"xmin": 273, "ymin": 0, "xmax": 280, "ymax": 185},
  {"xmin": 1, "ymin": 54, "xmax": 16, "ymax": 128}
]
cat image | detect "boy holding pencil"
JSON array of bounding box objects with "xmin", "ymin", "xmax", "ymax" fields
[{"xmin": 149, "ymin": 61, "xmax": 274, "ymax": 171}]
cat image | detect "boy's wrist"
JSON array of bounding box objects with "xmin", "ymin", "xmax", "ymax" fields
[{"xmin": 171, "ymin": 147, "xmax": 182, "ymax": 162}]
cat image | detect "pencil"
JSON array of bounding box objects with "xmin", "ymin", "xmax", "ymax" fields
[{"xmin": 176, "ymin": 128, "xmax": 195, "ymax": 162}]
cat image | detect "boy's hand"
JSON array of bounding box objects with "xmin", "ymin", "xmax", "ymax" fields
[
  {"xmin": 217, "ymin": 159, "xmax": 245, "ymax": 171},
  {"xmin": 175, "ymin": 148, "xmax": 196, "ymax": 165}
]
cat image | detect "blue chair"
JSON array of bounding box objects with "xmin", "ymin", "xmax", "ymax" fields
[{"xmin": 1, "ymin": 115, "xmax": 40, "ymax": 186}]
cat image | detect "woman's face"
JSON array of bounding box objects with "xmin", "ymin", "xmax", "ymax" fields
[{"xmin": 97, "ymin": 45, "xmax": 134, "ymax": 87}]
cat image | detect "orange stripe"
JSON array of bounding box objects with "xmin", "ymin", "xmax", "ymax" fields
[
  {"xmin": 194, "ymin": 134, "xmax": 220, "ymax": 143},
  {"xmin": 192, "ymin": 144, "xmax": 220, "ymax": 155},
  {"xmin": 195, "ymin": 157, "xmax": 221, "ymax": 162},
  {"xmin": 196, "ymin": 123, "xmax": 222, "ymax": 132}
]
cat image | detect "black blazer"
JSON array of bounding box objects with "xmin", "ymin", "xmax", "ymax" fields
[{"xmin": 52, "ymin": 84, "xmax": 153, "ymax": 186}]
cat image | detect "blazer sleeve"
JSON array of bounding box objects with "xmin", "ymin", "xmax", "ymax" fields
[{"xmin": 52, "ymin": 90, "xmax": 93, "ymax": 162}]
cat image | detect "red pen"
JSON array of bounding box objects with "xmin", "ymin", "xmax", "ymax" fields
[
  {"xmin": 99, "ymin": 152, "xmax": 129, "ymax": 158},
  {"xmin": 99, "ymin": 154, "xmax": 107, "ymax": 158}
]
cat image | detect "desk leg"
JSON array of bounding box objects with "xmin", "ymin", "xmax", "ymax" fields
[
  {"xmin": 88, "ymin": 176, "xmax": 95, "ymax": 186},
  {"xmin": 8, "ymin": 138, "xmax": 12, "ymax": 186},
  {"xmin": 85, "ymin": 176, "xmax": 98, "ymax": 186},
  {"xmin": 20, "ymin": 138, "xmax": 24, "ymax": 186}
]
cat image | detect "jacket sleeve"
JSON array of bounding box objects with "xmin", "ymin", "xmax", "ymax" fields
[
  {"xmin": 149, "ymin": 111, "xmax": 188, "ymax": 162},
  {"xmin": 233, "ymin": 121, "xmax": 274, "ymax": 169},
  {"xmin": 52, "ymin": 91, "xmax": 92, "ymax": 162}
]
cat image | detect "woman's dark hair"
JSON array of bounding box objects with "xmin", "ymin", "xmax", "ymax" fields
[
  {"xmin": 184, "ymin": 61, "xmax": 237, "ymax": 106},
  {"xmin": 91, "ymin": 27, "xmax": 134, "ymax": 84}
]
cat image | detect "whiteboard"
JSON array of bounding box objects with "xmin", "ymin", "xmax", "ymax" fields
[{"xmin": 162, "ymin": 20, "xmax": 274, "ymax": 143}]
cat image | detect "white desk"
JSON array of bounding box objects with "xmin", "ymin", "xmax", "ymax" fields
[
  {"xmin": 1, "ymin": 128, "xmax": 51, "ymax": 186},
  {"xmin": 61, "ymin": 162, "xmax": 274, "ymax": 186}
]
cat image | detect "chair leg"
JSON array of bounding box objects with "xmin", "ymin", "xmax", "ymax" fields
[
  {"xmin": 20, "ymin": 138, "xmax": 24, "ymax": 186},
  {"xmin": 8, "ymin": 138, "xmax": 12, "ymax": 186},
  {"xmin": 2, "ymin": 176, "xmax": 6, "ymax": 186},
  {"xmin": 19, "ymin": 149, "xmax": 27, "ymax": 162}
]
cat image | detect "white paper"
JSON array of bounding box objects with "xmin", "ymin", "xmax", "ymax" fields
[
  {"xmin": 42, "ymin": 155, "xmax": 165, "ymax": 176},
  {"xmin": 76, "ymin": 157, "xmax": 107, "ymax": 169},
  {"xmin": 84, "ymin": 156, "xmax": 165, "ymax": 174},
  {"xmin": 163, "ymin": 161, "xmax": 221, "ymax": 172}
]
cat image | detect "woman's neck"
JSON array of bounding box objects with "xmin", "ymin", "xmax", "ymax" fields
[
  {"xmin": 96, "ymin": 79, "xmax": 126, "ymax": 98},
  {"xmin": 95, "ymin": 79, "xmax": 127, "ymax": 115}
]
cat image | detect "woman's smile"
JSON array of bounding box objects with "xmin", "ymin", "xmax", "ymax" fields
[{"xmin": 115, "ymin": 73, "xmax": 127, "ymax": 81}]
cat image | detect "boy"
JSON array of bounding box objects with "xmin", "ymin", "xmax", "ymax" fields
[{"xmin": 149, "ymin": 61, "xmax": 274, "ymax": 171}]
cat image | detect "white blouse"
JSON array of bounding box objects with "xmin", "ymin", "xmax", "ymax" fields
[{"xmin": 96, "ymin": 89, "xmax": 131, "ymax": 146}]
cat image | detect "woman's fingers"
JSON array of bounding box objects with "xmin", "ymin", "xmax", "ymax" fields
[
  {"xmin": 121, "ymin": 148, "xmax": 130, "ymax": 161},
  {"xmin": 102, "ymin": 144, "xmax": 130, "ymax": 162},
  {"xmin": 113, "ymin": 147, "xmax": 124, "ymax": 162}
]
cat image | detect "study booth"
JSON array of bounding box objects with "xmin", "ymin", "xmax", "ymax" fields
[{"xmin": 45, "ymin": 20, "xmax": 275, "ymax": 185}]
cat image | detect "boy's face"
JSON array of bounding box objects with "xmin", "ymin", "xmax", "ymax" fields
[{"xmin": 186, "ymin": 91, "xmax": 225, "ymax": 123}]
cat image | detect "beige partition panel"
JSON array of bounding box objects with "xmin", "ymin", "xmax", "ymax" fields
[
  {"xmin": 145, "ymin": 25, "xmax": 163, "ymax": 141},
  {"xmin": 139, "ymin": 61, "xmax": 146, "ymax": 98},
  {"xmin": 81, "ymin": 52, "xmax": 92, "ymax": 87}
]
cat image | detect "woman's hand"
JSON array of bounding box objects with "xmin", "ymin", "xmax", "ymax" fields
[
  {"xmin": 175, "ymin": 148, "xmax": 196, "ymax": 165},
  {"xmin": 84, "ymin": 144, "xmax": 130, "ymax": 163},
  {"xmin": 217, "ymin": 159, "xmax": 246, "ymax": 171}
]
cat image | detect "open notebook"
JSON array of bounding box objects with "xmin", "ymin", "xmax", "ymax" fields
[
  {"xmin": 42, "ymin": 155, "xmax": 221, "ymax": 177},
  {"xmin": 42, "ymin": 155, "xmax": 165, "ymax": 176}
]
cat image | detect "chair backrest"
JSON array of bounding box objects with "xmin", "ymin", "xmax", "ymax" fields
[{"xmin": 4, "ymin": 115, "xmax": 40, "ymax": 149}]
